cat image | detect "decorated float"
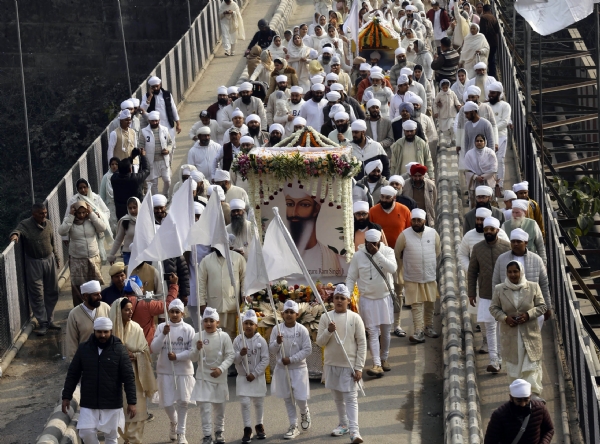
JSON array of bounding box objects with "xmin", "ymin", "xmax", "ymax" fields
[{"xmin": 351, "ymin": 16, "xmax": 402, "ymax": 71}]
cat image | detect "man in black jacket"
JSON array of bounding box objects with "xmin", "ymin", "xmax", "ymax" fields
[
  {"xmin": 244, "ymin": 19, "xmax": 277, "ymax": 54},
  {"xmin": 111, "ymin": 150, "xmax": 150, "ymax": 219},
  {"xmin": 62, "ymin": 317, "xmax": 136, "ymax": 444},
  {"xmin": 431, "ymin": 37, "xmax": 460, "ymax": 83}
]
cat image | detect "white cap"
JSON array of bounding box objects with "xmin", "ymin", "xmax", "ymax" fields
[
  {"xmin": 217, "ymin": 85, "xmax": 228, "ymax": 95},
  {"xmin": 148, "ymin": 76, "xmax": 161, "ymax": 86},
  {"xmin": 130, "ymin": 98, "xmax": 140, "ymax": 107},
  {"xmin": 380, "ymin": 185, "xmax": 397, "ymax": 197},
  {"xmin": 370, "ymin": 71, "xmax": 384, "ymax": 80},
  {"xmin": 365, "ymin": 229, "xmax": 382, "ymax": 242},
  {"xmin": 239, "ymin": 82, "xmax": 253, "ymax": 92},
  {"xmin": 334, "ymin": 111, "xmax": 350, "ymax": 121},
  {"xmin": 466, "ymin": 85, "xmax": 481, "ymax": 96},
  {"xmin": 359, "ymin": 63, "xmax": 371, "ymax": 71},
  {"xmin": 213, "ymin": 169, "xmax": 231, "ymax": 182},
  {"xmin": 474, "ymin": 61, "xmax": 487, "ymax": 70},
  {"xmin": 405, "ymin": 5, "xmax": 418, "ymax": 11},
  {"xmin": 333, "ymin": 283, "xmax": 351, "ymax": 299},
  {"xmin": 367, "ymin": 98, "xmax": 381, "ymax": 109},
  {"xmin": 81, "ymin": 280, "xmax": 101, "ymax": 294},
  {"xmin": 407, "ymin": 95, "xmax": 423, "ymax": 106},
  {"xmin": 152, "ymin": 194, "xmax": 168, "ymax": 207},
  {"xmin": 93, "ymin": 317, "xmax": 113, "ymax": 331},
  {"xmin": 509, "ymin": 379, "xmax": 532, "ymax": 398},
  {"xmin": 510, "ymin": 228, "xmax": 529, "ymax": 242},
  {"xmin": 194, "ymin": 202, "xmax": 204, "ymax": 215},
  {"xmin": 397, "ymin": 74, "xmax": 409, "ymax": 85},
  {"xmin": 351, "ymin": 120, "xmax": 367, "ymax": 131},
  {"xmin": 169, "ymin": 298, "xmax": 185, "ymax": 312},
  {"xmin": 411, "ymin": 208, "xmax": 427, "ymax": 220},
  {"xmin": 240, "ymin": 135, "xmax": 255, "ymax": 145},
  {"xmin": 353, "ymin": 201, "xmax": 369, "ymax": 213},
  {"xmin": 207, "ymin": 185, "xmax": 226, "ymax": 201},
  {"xmin": 329, "ymin": 104, "xmax": 345, "ymax": 118},
  {"xmin": 118, "ymin": 109, "xmax": 131, "ymax": 120},
  {"xmin": 190, "ymin": 170, "xmax": 204, "ymax": 182},
  {"xmin": 147, "ymin": 111, "xmax": 160, "ymax": 121},
  {"xmin": 463, "ymin": 101, "xmax": 479, "ymax": 112},
  {"xmin": 389, "ymin": 175, "xmax": 404, "ymax": 186},
  {"xmin": 290, "ymin": 86, "xmax": 304, "ymax": 94},
  {"xmin": 513, "ymin": 181, "xmax": 529, "ymax": 192},
  {"xmin": 203, "ymin": 306, "xmax": 220, "ymax": 320},
  {"xmin": 227, "ymin": 86, "xmax": 239, "ymax": 94},
  {"xmin": 229, "ymin": 199, "xmax": 246, "ymax": 211},
  {"xmin": 400, "ymin": 67, "xmax": 413, "ymax": 76},
  {"xmin": 293, "ymin": 116, "xmax": 307, "ymax": 126},
  {"xmin": 395, "ymin": 47, "xmax": 406, "ymax": 55},
  {"xmin": 232, "ymin": 108, "xmax": 244, "ymax": 118},
  {"xmin": 326, "ymin": 72, "xmax": 339, "ymax": 81},
  {"xmin": 512, "ymin": 199, "xmax": 529, "ymax": 211},
  {"xmin": 269, "ymin": 123, "xmax": 284, "ymax": 134},
  {"xmin": 503, "ymin": 190, "xmax": 517, "ymax": 201},
  {"xmin": 310, "ymin": 75, "xmax": 324, "ymax": 84},
  {"xmin": 245, "ymin": 114, "xmax": 261, "ymax": 124},
  {"xmin": 483, "ymin": 217, "xmax": 500, "ymax": 229},
  {"xmin": 475, "ymin": 207, "xmax": 493, "ymax": 218},
  {"xmin": 283, "ymin": 299, "xmax": 299, "ymax": 313},
  {"xmin": 489, "ymin": 81, "xmax": 504, "ymax": 93},
  {"xmin": 475, "ymin": 185, "xmax": 493, "ymax": 197},
  {"xmin": 322, "ymin": 47, "xmax": 334, "ymax": 55},
  {"xmin": 196, "ymin": 126, "xmax": 211, "ymax": 135},
  {"xmin": 330, "ymin": 83, "xmax": 345, "ymax": 92},
  {"xmin": 326, "ymin": 91, "xmax": 341, "ymax": 101},
  {"xmin": 120, "ymin": 100, "xmax": 134, "ymax": 109},
  {"xmin": 242, "ymin": 309, "xmax": 258, "ymax": 325},
  {"xmin": 309, "ymin": 48, "xmax": 319, "ymax": 59},
  {"xmin": 276, "ymin": 75, "xmax": 288, "ymax": 83},
  {"xmin": 365, "ymin": 160, "xmax": 383, "ymax": 175},
  {"xmin": 312, "ymin": 83, "xmax": 326, "ymax": 92},
  {"xmin": 402, "ymin": 120, "xmax": 417, "ymax": 131}
]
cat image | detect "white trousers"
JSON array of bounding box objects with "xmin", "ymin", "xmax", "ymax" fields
[
  {"xmin": 283, "ymin": 397, "xmax": 308, "ymax": 426},
  {"xmin": 150, "ymin": 161, "xmax": 172, "ymax": 196},
  {"xmin": 366, "ymin": 324, "xmax": 391, "ymax": 366},
  {"xmin": 496, "ymin": 135, "xmax": 507, "ymax": 186},
  {"xmin": 200, "ymin": 402, "xmax": 226, "ymax": 436},
  {"xmin": 482, "ymin": 321, "xmax": 501, "ymax": 361},
  {"xmin": 221, "ymin": 23, "xmax": 237, "ymax": 53},
  {"xmin": 165, "ymin": 401, "xmax": 189, "ymax": 434},
  {"xmin": 332, "ymin": 389, "xmax": 359, "ymax": 434},
  {"xmin": 240, "ymin": 396, "xmax": 265, "ymax": 428},
  {"xmin": 79, "ymin": 428, "xmax": 118, "ymax": 444}
]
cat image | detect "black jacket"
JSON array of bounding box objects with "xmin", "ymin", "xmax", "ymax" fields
[
  {"xmin": 62, "ymin": 335, "xmax": 136, "ymax": 409},
  {"xmin": 247, "ymin": 28, "xmax": 277, "ymax": 50},
  {"xmin": 484, "ymin": 400, "xmax": 554, "ymax": 444},
  {"xmin": 111, "ymin": 155, "xmax": 150, "ymax": 219},
  {"xmin": 101, "ymin": 283, "xmax": 123, "ymax": 307},
  {"xmin": 396, "ymin": 194, "xmax": 417, "ymax": 211},
  {"xmin": 391, "ymin": 118, "xmax": 426, "ymax": 142}
]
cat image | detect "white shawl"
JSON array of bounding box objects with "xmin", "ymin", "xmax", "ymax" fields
[{"xmin": 219, "ymin": 0, "xmax": 245, "ymax": 41}]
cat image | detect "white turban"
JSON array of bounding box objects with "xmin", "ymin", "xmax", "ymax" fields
[
  {"xmin": 475, "ymin": 208, "xmax": 493, "ymax": 218},
  {"xmin": 245, "ymin": 114, "xmax": 261, "ymax": 124},
  {"xmin": 510, "ymin": 228, "xmax": 529, "ymax": 241},
  {"xmin": 240, "ymin": 135, "xmax": 255, "ymax": 145},
  {"xmin": 322, "ymin": 47, "xmax": 334, "ymax": 55},
  {"xmin": 148, "ymin": 76, "xmax": 161, "ymax": 86},
  {"xmin": 370, "ymin": 71, "xmax": 384, "ymax": 80},
  {"xmin": 474, "ymin": 62, "xmax": 487, "ymax": 70},
  {"xmin": 182, "ymin": 167, "xmax": 191, "ymax": 175},
  {"xmin": 489, "ymin": 81, "xmax": 504, "ymax": 93},
  {"xmin": 190, "ymin": 170, "xmax": 204, "ymax": 182},
  {"xmin": 242, "ymin": 309, "xmax": 258, "ymax": 325},
  {"xmin": 334, "ymin": 111, "xmax": 350, "ymax": 121},
  {"xmin": 466, "ymin": 85, "xmax": 481, "ymax": 96},
  {"xmin": 189, "ymin": 179, "xmax": 198, "ymax": 190},
  {"xmin": 370, "ymin": 51, "xmax": 381, "ymax": 60},
  {"xmin": 118, "ymin": 109, "xmax": 131, "ymax": 120},
  {"xmin": 400, "ymin": 67, "xmax": 413, "ymax": 77},
  {"xmin": 309, "ymin": 48, "xmax": 319, "ymax": 59},
  {"xmin": 276, "ymin": 75, "xmax": 288, "ymax": 83},
  {"xmin": 168, "ymin": 298, "xmax": 185, "ymax": 312},
  {"xmin": 367, "ymin": 98, "xmax": 381, "ymax": 109},
  {"xmin": 80, "ymin": 280, "xmax": 101, "ymax": 294},
  {"xmin": 290, "ymin": 86, "xmax": 304, "ymax": 94},
  {"xmin": 503, "ymin": 190, "xmax": 517, "ymax": 201},
  {"xmin": 475, "ymin": 185, "xmax": 493, "ymax": 197},
  {"xmin": 333, "ymin": 283, "xmax": 351, "ymax": 299},
  {"xmin": 217, "ymin": 86, "xmax": 228, "ymax": 95},
  {"xmin": 227, "ymin": 86, "xmax": 239, "ymax": 94},
  {"xmin": 152, "ymin": 194, "xmax": 168, "ymax": 207},
  {"xmin": 402, "ymin": 120, "xmax": 418, "ymax": 131},
  {"xmin": 312, "ymin": 83, "xmax": 326, "ymax": 92},
  {"xmin": 365, "ymin": 160, "xmax": 383, "ymax": 175},
  {"xmin": 513, "ymin": 181, "xmax": 529, "ymax": 192},
  {"xmin": 397, "ymin": 74, "xmax": 409, "ymax": 85},
  {"xmin": 326, "ymin": 72, "xmax": 339, "ymax": 81},
  {"xmin": 147, "ymin": 111, "xmax": 161, "ymax": 121},
  {"xmin": 395, "ymin": 47, "xmax": 406, "ymax": 55},
  {"xmin": 93, "ymin": 317, "xmax": 113, "ymax": 331},
  {"xmin": 229, "ymin": 199, "xmax": 246, "ymax": 210},
  {"xmin": 353, "ymin": 201, "xmax": 369, "ymax": 213},
  {"xmin": 283, "ymin": 299, "xmax": 299, "ymax": 313},
  {"xmin": 509, "ymin": 379, "xmax": 532, "ymax": 398},
  {"xmin": 120, "ymin": 100, "xmax": 134, "ymax": 110},
  {"xmin": 512, "ymin": 199, "xmax": 529, "ymax": 211},
  {"xmin": 359, "ymin": 63, "xmax": 371, "ymax": 71},
  {"xmin": 405, "ymin": 5, "xmax": 418, "ymax": 11},
  {"xmin": 239, "ymin": 82, "xmax": 253, "ymax": 92},
  {"xmin": 207, "ymin": 185, "xmax": 226, "ymax": 201},
  {"xmin": 293, "ymin": 117, "xmax": 307, "ymax": 126},
  {"xmin": 463, "ymin": 101, "xmax": 479, "ymax": 112},
  {"xmin": 203, "ymin": 306, "xmax": 220, "ymax": 320},
  {"xmin": 194, "ymin": 202, "xmax": 204, "ymax": 215},
  {"xmin": 310, "ymin": 75, "xmax": 324, "ymax": 84},
  {"xmin": 269, "ymin": 123, "xmax": 284, "ymax": 134},
  {"xmin": 130, "ymin": 98, "xmax": 140, "ymax": 107},
  {"xmin": 213, "ymin": 169, "xmax": 231, "ymax": 182},
  {"xmin": 365, "ymin": 229, "xmax": 382, "ymax": 242},
  {"xmin": 329, "ymin": 104, "xmax": 345, "ymax": 118},
  {"xmin": 407, "ymin": 94, "xmax": 423, "ymax": 106},
  {"xmin": 232, "ymin": 108, "xmax": 244, "ymax": 118},
  {"xmin": 380, "ymin": 185, "xmax": 397, "ymax": 197},
  {"xmin": 197, "ymin": 126, "xmax": 211, "ymax": 135},
  {"xmin": 351, "ymin": 120, "xmax": 367, "ymax": 131},
  {"xmin": 326, "ymin": 91, "xmax": 341, "ymax": 101},
  {"xmin": 389, "ymin": 175, "xmax": 405, "ymax": 186},
  {"xmin": 411, "ymin": 208, "xmax": 427, "ymax": 220},
  {"xmin": 503, "ymin": 209, "xmax": 513, "ymax": 220},
  {"xmin": 483, "ymin": 217, "xmax": 500, "ymax": 229},
  {"xmin": 330, "ymin": 83, "xmax": 345, "ymax": 92}
]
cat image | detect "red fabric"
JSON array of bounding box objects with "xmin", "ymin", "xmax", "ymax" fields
[
  {"xmin": 426, "ymin": 9, "xmax": 450, "ymax": 32},
  {"xmin": 410, "ymin": 164, "xmax": 428, "ymax": 176},
  {"xmin": 128, "ymin": 283, "xmax": 178, "ymax": 345},
  {"xmin": 369, "ymin": 203, "xmax": 412, "ymax": 248}
]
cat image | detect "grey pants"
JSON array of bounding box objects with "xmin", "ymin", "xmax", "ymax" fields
[{"xmin": 25, "ymin": 254, "xmax": 59, "ymax": 324}]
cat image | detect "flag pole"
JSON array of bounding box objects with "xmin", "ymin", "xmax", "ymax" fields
[
  {"xmin": 158, "ymin": 258, "xmax": 177, "ymax": 389},
  {"xmin": 193, "ymin": 245, "xmax": 204, "ymax": 383},
  {"xmin": 271, "ymin": 207, "xmax": 365, "ymax": 396}
]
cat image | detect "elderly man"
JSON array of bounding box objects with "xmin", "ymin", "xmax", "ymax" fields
[
  {"xmin": 365, "ymin": 98, "xmax": 394, "ymax": 157},
  {"xmin": 189, "ymin": 110, "xmax": 221, "ymax": 141},
  {"xmin": 390, "ymin": 120, "xmax": 435, "ymax": 179},
  {"xmin": 65, "ymin": 280, "xmax": 111, "ymax": 360},
  {"xmin": 246, "ymin": 114, "xmax": 270, "ymax": 147},
  {"xmin": 390, "ymin": 75, "xmax": 415, "ymax": 121},
  {"xmin": 272, "ymin": 85, "xmax": 305, "ymax": 136},
  {"xmin": 401, "ymin": 163, "xmax": 437, "ymax": 227},
  {"xmin": 349, "ymin": 120, "xmax": 390, "ymax": 180},
  {"xmin": 10, "ymin": 203, "xmax": 60, "ymax": 335},
  {"xmin": 492, "ymin": 228, "xmax": 552, "ymax": 326},
  {"xmin": 198, "ymin": 242, "xmax": 246, "ymax": 342},
  {"xmin": 465, "ymin": 62, "xmax": 497, "ymax": 100},
  {"xmin": 108, "ymin": 109, "xmax": 138, "ymax": 167},
  {"xmin": 233, "ymin": 82, "xmax": 268, "ymax": 130},
  {"xmin": 501, "ymin": 200, "xmax": 546, "ymax": 264},
  {"xmin": 62, "ymin": 317, "xmax": 136, "ymax": 444},
  {"xmin": 141, "ymin": 76, "xmax": 181, "ymax": 157},
  {"xmin": 467, "ymin": 216, "xmax": 511, "ymax": 371},
  {"xmin": 212, "ymin": 169, "xmax": 250, "ymax": 209},
  {"xmin": 394, "ymin": 208, "xmax": 441, "ymax": 344},
  {"xmin": 362, "ymin": 71, "xmax": 394, "ymax": 118},
  {"xmin": 346, "ymin": 229, "xmax": 397, "ymax": 377},
  {"xmin": 369, "ymin": 186, "xmax": 412, "ymax": 250},
  {"xmin": 139, "ymin": 110, "xmax": 172, "ymax": 195},
  {"xmin": 356, "ymin": 66, "xmax": 394, "ymax": 103},
  {"xmin": 293, "ymin": 116, "xmax": 307, "ymax": 132},
  {"xmin": 300, "ymin": 83, "xmax": 328, "ymax": 130},
  {"xmin": 328, "ymin": 110, "xmax": 352, "ymax": 145},
  {"xmin": 484, "ymin": 379, "xmax": 555, "ymax": 443},
  {"xmin": 187, "ymin": 126, "xmax": 222, "ymax": 182},
  {"xmin": 226, "ymin": 199, "xmax": 252, "ymax": 259},
  {"xmin": 488, "ymin": 82, "xmax": 512, "ymax": 191},
  {"xmin": 100, "ymin": 262, "xmax": 126, "ymax": 306},
  {"xmin": 513, "ymin": 181, "xmax": 545, "ymax": 238},
  {"xmin": 464, "ymin": 185, "xmax": 506, "ymax": 232},
  {"xmin": 389, "ymin": 47, "xmax": 416, "ymax": 90},
  {"xmin": 353, "ymin": 200, "xmax": 388, "ymax": 249},
  {"xmin": 357, "ymin": 160, "xmax": 389, "ymax": 205},
  {"xmin": 389, "ymin": 175, "xmax": 417, "ymax": 211}
]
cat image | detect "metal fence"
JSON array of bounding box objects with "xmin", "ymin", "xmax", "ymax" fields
[
  {"xmin": 495, "ymin": 2, "xmax": 600, "ymax": 441},
  {"xmin": 0, "ymin": 0, "xmax": 244, "ymax": 358}
]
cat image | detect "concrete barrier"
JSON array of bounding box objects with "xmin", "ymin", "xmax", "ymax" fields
[{"xmin": 36, "ymin": 387, "xmax": 80, "ymax": 444}]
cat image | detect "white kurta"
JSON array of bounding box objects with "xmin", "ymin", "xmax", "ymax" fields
[{"xmin": 233, "ymin": 333, "xmax": 269, "ymax": 397}]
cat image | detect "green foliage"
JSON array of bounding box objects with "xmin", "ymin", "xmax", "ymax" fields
[{"xmin": 554, "ymin": 176, "xmax": 600, "ymax": 245}]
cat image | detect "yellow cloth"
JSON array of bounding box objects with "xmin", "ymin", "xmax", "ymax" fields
[
  {"xmin": 119, "ymin": 420, "xmax": 145, "ymax": 444},
  {"xmin": 404, "ymin": 281, "xmax": 439, "ymax": 305}
]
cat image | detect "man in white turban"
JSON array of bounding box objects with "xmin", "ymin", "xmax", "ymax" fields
[
  {"xmin": 272, "ymin": 85, "xmax": 305, "ymax": 136},
  {"xmin": 355, "ymin": 159, "xmax": 388, "ymax": 205},
  {"xmin": 346, "ymin": 229, "xmax": 397, "ymax": 377},
  {"xmin": 226, "ymin": 198, "xmax": 252, "ymax": 259},
  {"xmin": 487, "ymin": 82, "xmax": 512, "ymax": 192},
  {"xmin": 246, "ymin": 114, "xmax": 270, "ymax": 147},
  {"xmin": 139, "ymin": 110, "xmax": 173, "ymax": 195},
  {"xmin": 212, "ymin": 169, "xmax": 250, "ymax": 209},
  {"xmin": 232, "ymin": 82, "xmax": 268, "ymax": 131},
  {"xmin": 353, "ymin": 200, "xmax": 389, "ymax": 250},
  {"xmin": 65, "ymin": 280, "xmax": 111, "ymax": 360},
  {"xmin": 389, "ymin": 120, "xmax": 435, "ymax": 179},
  {"xmin": 465, "ymin": 61, "xmax": 496, "ymax": 100},
  {"xmin": 362, "ymin": 72, "xmax": 394, "ymax": 119},
  {"xmin": 349, "ymin": 120, "xmax": 390, "ymax": 180},
  {"xmin": 187, "ymin": 125, "xmax": 223, "ymax": 183},
  {"xmin": 299, "ymin": 83, "xmax": 328, "ymax": 130},
  {"xmin": 463, "ymin": 185, "xmax": 506, "ymax": 232},
  {"xmin": 394, "ymin": 208, "xmax": 441, "ymax": 344},
  {"xmin": 365, "ymin": 97, "xmax": 395, "ymax": 157},
  {"xmin": 107, "ymin": 108, "xmax": 138, "ymax": 168},
  {"xmin": 219, "ymin": 0, "xmax": 245, "ymax": 56},
  {"xmin": 501, "ymin": 200, "xmax": 546, "ymax": 264},
  {"xmin": 328, "ymin": 111, "xmax": 352, "ymax": 145},
  {"xmin": 512, "ymin": 181, "xmax": 545, "ymax": 238}
]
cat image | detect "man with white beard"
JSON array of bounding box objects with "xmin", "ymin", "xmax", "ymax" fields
[
  {"xmin": 226, "ymin": 199, "xmax": 252, "ymax": 260},
  {"xmin": 487, "ymin": 82, "xmax": 512, "ymax": 192},
  {"xmin": 464, "ymin": 62, "xmax": 497, "ymax": 101},
  {"xmin": 362, "ymin": 72, "xmax": 394, "ymax": 119},
  {"xmin": 501, "ymin": 200, "xmax": 546, "ymax": 265}
]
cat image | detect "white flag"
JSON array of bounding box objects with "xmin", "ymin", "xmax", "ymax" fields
[
  {"xmin": 515, "ymin": 0, "xmax": 594, "ymax": 36},
  {"xmin": 343, "ymin": 0, "xmax": 360, "ymax": 55},
  {"xmin": 244, "ymin": 215, "xmax": 270, "ymax": 296},
  {"xmin": 127, "ymin": 187, "xmax": 156, "ymax": 277},
  {"xmin": 137, "ymin": 180, "xmax": 194, "ymax": 262},
  {"xmin": 262, "ymin": 211, "xmax": 303, "ymax": 281}
]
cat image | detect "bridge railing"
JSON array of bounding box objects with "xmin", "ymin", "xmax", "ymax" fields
[
  {"xmin": 0, "ymin": 0, "xmax": 246, "ymax": 359},
  {"xmin": 495, "ymin": 2, "xmax": 600, "ymax": 441}
]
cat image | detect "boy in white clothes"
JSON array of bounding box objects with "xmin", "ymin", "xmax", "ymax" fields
[
  {"xmin": 233, "ymin": 309, "xmax": 270, "ymax": 443},
  {"xmin": 190, "ymin": 307, "xmax": 235, "ymax": 444},
  {"xmin": 269, "ymin": 299, "xmax": 312, "ymax": 439},
  {"xmin": 316, "ymin": 284, "xmax": 367, "ymax": 444},
  {"xmin": 151, "ymin": 299, "xmax": 196, "ymax": 444}
]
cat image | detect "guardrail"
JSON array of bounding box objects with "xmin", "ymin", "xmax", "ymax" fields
[
  {"xmin": 0, "ymin": 0, "xmax": 244, "ymax": 361},
  {"xmin": 494, "ymin": 1, "xmax": 600, "ymax": 442}
]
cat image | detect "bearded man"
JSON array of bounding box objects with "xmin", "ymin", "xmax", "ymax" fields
[
  {"xmin": 265, "ymin": 123, "xmax": 284, "ymax": 147},
  {"xmin": 463, "ymin": 185, "xmax": 505, "ymax": 232},
  {"xmin": 187, "ymin": 127, "xmax": 222, "ymax": 182},
  {"xmin": 465, "ymin": 62, "xmax": 497, "ymax": 101},
  {"xmin": 401, "ymin": 163, "xmax": 437, "ymax": 227},
  {"xmin": 246, "ymin": 114, "xmax": 269, "ymax": 147},
  {"xmin": 390, "ymin": 120, "xmax": 434, "ymax": 179},
  {"xmin": 226, "ymin": 199, "xmax": 252, "ymax": 259},
  {"xmin": 365, "ymin": 99, "xmax": 394, "ymax": 157},
  {"xmin": 356, "ymin": 160, "xmax": 389, "ymax": 205},
  {"xmin": 328, "ymin": 111, "xmax": 352, "ymax": 145},
  {"xmin": 139, "ymin": 111, "xmax": 172, "ymax": 195},
  {"xmin": 353, "ymin": 201, "xmax": 388, "ymax": 249},
  {"xmin": 389, "ymin": 47, "xmax": 416, "ymax": 90},
  {"xmin": 232, "ymin": 82, "xmax": 267, "ymax": 130},
  {"xmin": 501, "ymin": 200, "xmax": 546, "ymax": 265},
  {"xmin": 212, "ymin": 169, "xmax": 250, "ymax": 209}
]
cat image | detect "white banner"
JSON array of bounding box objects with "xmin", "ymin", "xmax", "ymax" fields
[{"xmin": 515, "ymin": 0, "xmax": 595, "ymax": 36}]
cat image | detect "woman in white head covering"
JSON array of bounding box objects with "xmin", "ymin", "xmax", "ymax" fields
[
  {"xmin": 463, "ymin": 133, "xmax": 498, "ymax": 208},
  {"xmin": 459, "ymin": 22, "xmax": 490, "ymax": 78},
  {"xmin": 451, "ymin": 68, "xmax": 470, "ymax": 105},
  {"xmin": 266, "ymin": 34, "xmax": 286, "ymax": 61},
  {"xmin": 107, "ymin": 197, "xmax": 140, "ymax": 265},
  {"xmin": 286, "ymin": 33, "xmax": 312, "ymax": 91},
  {"xmin": 250, "ymin": 49, "xmax": 275, "ymax": 84},
  {"xmin": 489, "ymin": 261, "xmax": 547, "ymax": 399}
]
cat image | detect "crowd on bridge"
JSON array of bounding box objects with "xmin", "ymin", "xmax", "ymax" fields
[{"xmin": 9, "ymin": 0, "xmax": 557, "ymax": 443}]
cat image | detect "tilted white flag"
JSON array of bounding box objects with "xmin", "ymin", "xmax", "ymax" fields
[
  {"xmin": 515, "ymin": 0, "xmax": 594, "ymax": 36},
  {"xmin": 127, "ymin": 187, "xmax": 156, "ymax": 277},
  {"xmin": 343, "ymin": 0, "xmax": 360, "ymax": 55},
  {"xmin": 262, "ymin": 210, "xmax": 303, "ymax": 282},
  {"xmin": 244, "ymin": 213, "xmax": 270, "ymax": 296}
]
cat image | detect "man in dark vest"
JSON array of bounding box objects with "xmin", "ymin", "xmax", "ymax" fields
[
  {"xmin": 212, "ymin": 127, "xmax": 242, "ymax": 174},
  {"xmin": 140, "ymin": 76, "xmax": 181, "ymax": 162}
]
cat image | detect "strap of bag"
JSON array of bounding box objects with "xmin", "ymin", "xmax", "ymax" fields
[
  {"xmin": 510, "ymin": 413, "xmax": 531, "ymax": 444},
  {"xmin": 365, "ymin": 251, "xmax": 394, "ymax": 296}
]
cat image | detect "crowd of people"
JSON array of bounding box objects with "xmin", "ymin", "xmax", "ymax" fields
[{"xmin": 8, "ymin": 0, "xmax": 557, "ymax": 443}]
